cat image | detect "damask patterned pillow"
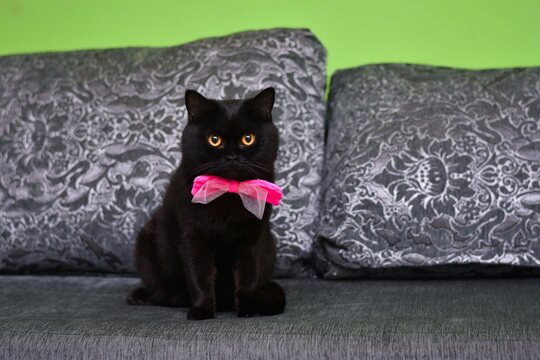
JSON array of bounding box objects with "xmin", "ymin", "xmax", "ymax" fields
[
  {"xmin": 0, "ymin": 28, "xmax": 326, "ymax": 276},
  {"xmin": 315, "ymin": 64, "xmax": 540, "ymax": 278}
]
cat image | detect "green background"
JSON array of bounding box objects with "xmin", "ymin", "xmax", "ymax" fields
[{"xmin": 1, "ymin": 0, "xmax": 539, "ymax": 75}]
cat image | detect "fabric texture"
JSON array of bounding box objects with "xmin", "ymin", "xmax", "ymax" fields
[
  {"xmin": 316, "ymin": 64, "xmax": 540, "ymax": 278},
  {"xmin": 0, "ymin": 28, "xmax": 326, "ymax": 276},
  {"xmin": 1, "ymin": 275, "xmax": 540, "ymax": 359}
]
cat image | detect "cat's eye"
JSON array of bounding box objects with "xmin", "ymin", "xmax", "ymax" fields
[
  {"xmin": 207, "ymin": 134, "xmax": 222, "ymax": 147},
  {"xmin": 241, "ymin": 133, "xmax": 256, "ymax": 146}
]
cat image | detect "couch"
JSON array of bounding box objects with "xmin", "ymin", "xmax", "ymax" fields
[{"xmin": 1, "ymin": 29, "xmax": 539, "ymax": 359}]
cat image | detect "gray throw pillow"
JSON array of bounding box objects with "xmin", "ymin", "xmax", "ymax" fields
[
  {"xmin": 315, "ymin": 64, "xmax": 540, "ymax": 278},
  {"xmin": 0, "ymin": 28, "xmax": 326, "ymax": 276}
]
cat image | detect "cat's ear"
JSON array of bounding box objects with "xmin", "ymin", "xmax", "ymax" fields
[
  {"xmin": 185, "ymin": 89, "xmax": 211, "ymax": 121},
  {"xmin": 248, "ymin": 87, "xmax": 275, "ymax": 120}
]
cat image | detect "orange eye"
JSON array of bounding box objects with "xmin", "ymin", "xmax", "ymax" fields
[
  {"xmin": 208, "ymin": 135, "xmax": 222, "ymax": 147},
  {"xmin": 241, "ymin": 133, "xmax": 256, "ymax": 146}
]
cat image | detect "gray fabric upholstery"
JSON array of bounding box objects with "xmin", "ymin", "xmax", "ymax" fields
[
  {"xmin": 316, "ymin": 64, "xmax": 540, "ymax": 278},
  {"xmin": 0, "ymin": 28, "xmax": 327, "ymax": 277},
  {"xmin": 1, "ymin": 275, "xmax": 540, "ymax": 359}
]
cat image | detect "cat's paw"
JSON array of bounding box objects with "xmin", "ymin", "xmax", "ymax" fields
[
  {"xmin": 127, "ymin": 287, "xmax": 151, "ymax": 305},
  {"xmin": 187, "ymin": 306, "xmax": 215, "ymax": 320},
  {"xmin": 236, "ymin": 290, "xmax": 259, "ymax": 317}
]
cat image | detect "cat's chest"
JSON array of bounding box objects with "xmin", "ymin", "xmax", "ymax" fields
[
  {"xmin": 196, "ymin": 193, "xmax": 251, "ymax": 218},
  {"xmin": 190, "ymin": 194, "xmax": 267, "ymax": 239}
]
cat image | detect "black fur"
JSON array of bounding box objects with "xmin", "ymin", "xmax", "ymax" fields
[{"xmin": 127, "ymin": 88, "xmax": 286, "ymax": 320}]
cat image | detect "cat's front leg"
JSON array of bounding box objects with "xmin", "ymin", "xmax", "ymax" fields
[
  {"xmin": 233, "ymin": 239, "xmax": 285, "ymax": 317},
  {"xmin": 178, "ymin": 230, "xmax": 217, "ymax": 320},
  {"xmin": 234, "ymin": 244, "xmax": 259, "ymax": 317}
]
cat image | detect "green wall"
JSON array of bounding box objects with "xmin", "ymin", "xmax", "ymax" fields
[{"xmin": 1, "ymin": 0, "xmax": 539, "ymax": 76}]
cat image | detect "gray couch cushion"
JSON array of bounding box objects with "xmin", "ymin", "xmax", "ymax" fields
[
  {"xmin": 316, "ymin": 64, "xmax": 540, "ymax": 278},
  {"xmin": 1, "ymin": 275, "xmax": 540, "ymax": 359},
  {"xmin": 0, "ymin": 28, "xmax": 326, "ymax": 276}
]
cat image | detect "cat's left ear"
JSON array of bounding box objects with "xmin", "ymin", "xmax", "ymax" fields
[
  {"xmin": 248, "ymin": 87, "xmax": 275, "ymax": 120},
  {"xmin": 185, "ymin": 89, "xmax": 211, "ymax": 121}
]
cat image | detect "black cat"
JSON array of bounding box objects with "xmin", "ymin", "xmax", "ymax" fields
[{"xmin": 127, "ymin": 88, "xmax": 286, "ymax": 320}]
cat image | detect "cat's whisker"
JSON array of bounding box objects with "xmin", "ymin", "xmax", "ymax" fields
[
  {"xmin": 243, "ymin": 166, "xmax": 259, "ymax": 178},
  {"xmin": 245, "ymin": 163, "xmax": 272, "ymax": 176},
  {"xmin": 193, "ymin": 162, "xmax": 219, "ymax": 171},
  {"xmin": 192, "ymin": 162, "xmax": 222, "ymax": 175}
]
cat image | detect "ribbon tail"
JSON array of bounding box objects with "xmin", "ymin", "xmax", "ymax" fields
[
  {"xmin": 239, "ymin": 186, "xmax": 268, "ymax": 220},
  {"xmin": 191, "ymin": 183, "xmax": 228, "ymax": 204}
]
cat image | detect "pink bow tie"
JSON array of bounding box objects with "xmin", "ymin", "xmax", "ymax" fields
[{"xmin": 191, "ymin": 175, "xmax": 282, "ymax": 219}]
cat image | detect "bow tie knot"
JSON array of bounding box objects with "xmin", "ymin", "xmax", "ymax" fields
[
  {"xmin": 228, "ymin": 180, "xmax": 240, "ymax": 194},
  {"xmin": 191, "ymin": 175, "xmax": 282, "ymax": 219}
]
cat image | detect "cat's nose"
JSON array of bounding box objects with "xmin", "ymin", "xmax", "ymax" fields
[{"xmin": 226, "ymin": 154, "xmax": 238, "ymax": 161}]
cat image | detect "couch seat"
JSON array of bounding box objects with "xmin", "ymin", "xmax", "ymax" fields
[{"xmin": 1, "ymin": 275, "xmax": 539, "ymax": 359}]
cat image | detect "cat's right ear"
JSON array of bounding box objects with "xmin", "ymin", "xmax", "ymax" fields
[{"xmin": 185, "ymin": 90, "xmax": 210, "ymax": 121}]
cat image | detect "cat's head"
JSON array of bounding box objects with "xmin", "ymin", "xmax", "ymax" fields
[{"xmin": 181, "ymin": 88, "xmax": 278, "ymax": 182}]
